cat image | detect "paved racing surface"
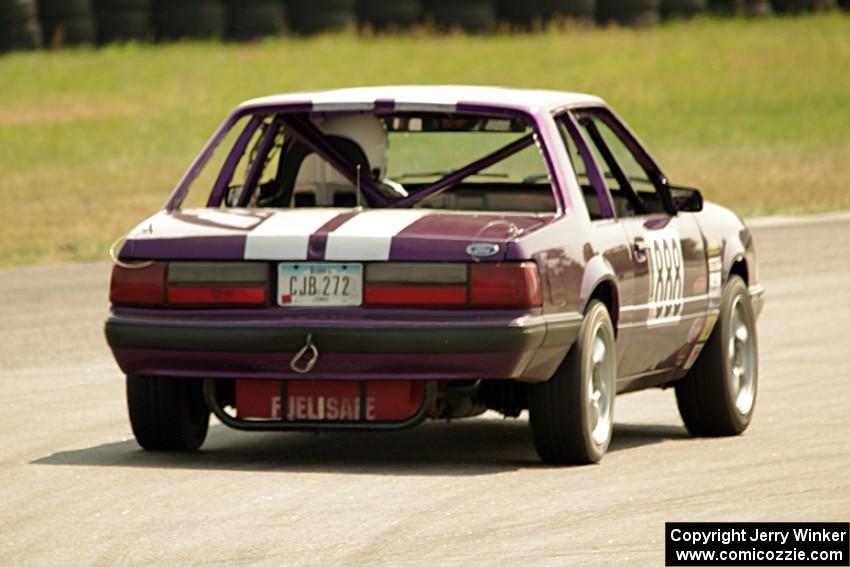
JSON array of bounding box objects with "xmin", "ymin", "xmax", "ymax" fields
[{"xmin": 2, "ymin": 215, "xmax": 849, "ymax": 565}]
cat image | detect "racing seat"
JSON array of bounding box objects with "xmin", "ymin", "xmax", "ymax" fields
[{"xmin": 258, "ymin": 136, "xmax": 371, "ymax": 208}]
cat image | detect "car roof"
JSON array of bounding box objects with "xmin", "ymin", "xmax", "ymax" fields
[{"xmin": 239, "ymin": 85, "xmax": 605, "ymax": 114}]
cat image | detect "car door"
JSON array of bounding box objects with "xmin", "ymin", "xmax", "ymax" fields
[{"xmin": 570, "ymin": 108, "xmax": 709, "ymax": 382}]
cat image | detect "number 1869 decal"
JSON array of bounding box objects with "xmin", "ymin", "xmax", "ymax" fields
[{"xmin": 646, "ymin": 228, "xmax": 685, "ymax": 325}]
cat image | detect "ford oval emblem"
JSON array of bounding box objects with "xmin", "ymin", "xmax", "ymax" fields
[{"xmin": 466, "ymin": 243, "xmax": 500, "ymax": 257}]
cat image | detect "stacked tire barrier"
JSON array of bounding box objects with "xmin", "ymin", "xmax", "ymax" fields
[
  {"xmin": 0, "ymin": 0, "xmax": 42, "ymax": 51},
  {"xmin": 357, "ymin": 0, "xmax": 422, "ymax": 30},
  {"xmin": 38, "ymin": 0, "xmax": 96, "ymax": 46},
  {"xmin": 596, "ymin": 0, "xmax": 661, "ymax": 26},
  {"xmin": 543, "ymin": 0, "xmax": 596, "ymax": 21},
  {"xmin": 496, "ymin": 0, "xmax": 539, "ymax": 27},
  {"xmin": 771, "ymin": 0, "xmax": 835, "ymax": 12},
  {"xmin": 662, "ymin": 0, "xmax": 708, "ymax": 17},
  {"xmin": 152, "ymin": 0, "xmax": 226, "ymax": 40},
  {"xmin": 709, "ymin": 0, "xmax": 774, "ymax": 14},
  {"xmin": 93, "ymin": 0, "xmax": 150, "ymax": 44},
  {"xmin": 287, "ymin": 0, "xmax": 356, "ymax": 34},
  {"xmin": 425, "ymin": 0, "xmax": 497, "ymax": 32},
  {"xmin": 1, "ymin": 0, "xmax": 846, "ymax": 53},
  {"xmin": 226, "ymin": 0, "xmax": 285, "ymax": 40}
]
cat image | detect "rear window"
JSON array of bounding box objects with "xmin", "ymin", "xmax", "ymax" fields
[{"xmin": 176, "ymin": 111, "xmax": 557, "ymax": 215}]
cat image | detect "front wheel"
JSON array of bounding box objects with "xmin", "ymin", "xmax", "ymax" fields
[
  {"xmin": 528, "ymin": 300, "xmax": 617, "ymax": 465},
  {"xmin": 675, "ymin": 275, "xmax": 758, "ymax": 436},
  {"xmin": 126, "ymin": 375, "xmax": 210, "ymax": 451}
]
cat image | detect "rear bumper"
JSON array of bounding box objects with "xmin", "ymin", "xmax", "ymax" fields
[{"xmin": 105, "ymin": 308, "xmax": 581, "ymax": 382}]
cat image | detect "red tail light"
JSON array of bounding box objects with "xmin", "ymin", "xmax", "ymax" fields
[
  {"xmin": 167, "ymin": 286, "xmax": 267, "ymax": 305},
  {"xmin": 110, "ymin": 263, "xmax": 167, "ymax": 306},
  {"xmin": 469, "ymin": 262, "xmax": 543, "ymax": 308}
]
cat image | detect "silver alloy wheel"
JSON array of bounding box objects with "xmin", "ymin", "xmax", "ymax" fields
[
  {"xmin": 728, "ymin": 296, "xmax": 756, "ymax": 415},
  {"xmin": 587, "ymin": 321, "xmax": 616, "ymax": 446}
]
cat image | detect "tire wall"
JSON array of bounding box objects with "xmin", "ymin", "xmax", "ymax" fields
[
  {"xmin": 542, "ymin": 0, "xmax": 596, "ymax": 20},
  {"xmin": 287, "ymin": 0, "xmax": 356, "ymax": 34},
  {"xmin": 94, "ymin": 0, "xmax": 150, "ymax": 44},
  {"xmin": 496, "ymin": 0, "xmax": 539, "ymax": 27},
  {"xmin": 226, "ymin": 0, "xmax": 285, "ymax": 40},
  {"xmin": 152, "ymin": 0, "xmax": 227, "ymax": 40},
  {"xmin": 357, "ymin": 0, "xmax": 422, "ymax": 30},
  {"xmin": 662, "ymin": 0, "xmax": 708, "ymax": 17},
  {"xmin": 425, "ymin": 0, "xmax": 497, "ymax": 33},
  {"xmin": 596, "ymin": 0, "xmax": 661, "ymax": 25},
  {"xmin": 0, "ymin": 0, "xmax": 43, "ymax": 51},
  {"xmin": 37, "ymin": 0, "xmax": 96, "ymax": 46},
  {"xmin": 771, "ymin": 0, "xmax": 835, "ymax": 12}
]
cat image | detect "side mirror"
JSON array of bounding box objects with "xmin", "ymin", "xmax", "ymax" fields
[{"xmin": 668, "ymin": 185, "xmax": 703, "ymax": 213}]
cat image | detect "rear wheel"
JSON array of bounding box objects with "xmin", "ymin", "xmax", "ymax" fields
[
  {"xmin": 126, "ymin": 375, "xmax": 210, "ymax": 451},
  {"xmin": 529, "ymin": 300, "xmax": 617, "ymax": 465},
  {"xmin": 675, "ymin": 275, "xmax": 758, "ymax": 436}
]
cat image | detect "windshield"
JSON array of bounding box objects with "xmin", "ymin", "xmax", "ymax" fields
[{"xmin": 174, "ymin": 111, "xmax": 557, "ymax": 215}]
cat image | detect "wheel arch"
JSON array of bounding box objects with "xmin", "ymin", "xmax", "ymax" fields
[
  {"xmin": 579, "ymin": 255, "xmax": 620, "ymax": 333},
  {"xmin": 723, "ymin": 238, "xmax": 749, "ymax": 285}
]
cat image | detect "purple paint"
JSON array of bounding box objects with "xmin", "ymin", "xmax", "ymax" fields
[
  {"xmin": 165, "ymin": 102, "xmax": 313, "ymax": 212},
  {"xmin": 113, "ymin": 348, "xmax": 529, "ymax": 381},
  {"xmin": 207, "ymin": 116, "xmax": 262, "ymax": 207},
  {"xmin": 124, "ymin": 236, "xmax": 247, "ymax": 261},
  {"xmin": 373, "ymin": 99, "xmax": 396, "ymax": 112},
  {"xmin": 559, "ymin": 112, "xmax": 614, "ymax": 219},
  {"xmin": 237, "ymin": 117, "xmax": 284, "ymax": 207},
  {"xmin": 389, "ymin": 213, "xmax": 550, "ymax": 261},
  {"xmin": 307, "ymin": 211, "xmax": 357, "ymax": 260}
]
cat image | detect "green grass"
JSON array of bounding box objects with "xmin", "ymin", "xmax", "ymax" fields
[{"xmin": 1, "ymin": 14, "xmax": 848, "ymax": 266}]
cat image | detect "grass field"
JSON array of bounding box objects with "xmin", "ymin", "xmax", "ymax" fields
[{"xmin": 0, "ymin": 14, "xmax": 848, "ymax": 266}]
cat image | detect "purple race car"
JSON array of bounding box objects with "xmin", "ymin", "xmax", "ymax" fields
[{"xmin": 105, "ymin": 86, "xmax": 765, "ymax": 464}]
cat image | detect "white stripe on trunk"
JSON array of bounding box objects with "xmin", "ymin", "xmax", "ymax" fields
[
  {"xmin": 244, "ymin": 209, "xmax": 345, "ymax": 260},
  {"xmin": 325, "ymin": 210, "xmax": 429, "ymax": 261}
]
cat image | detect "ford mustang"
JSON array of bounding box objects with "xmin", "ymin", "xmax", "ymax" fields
[{"xmin": 105, "ymin": 86, "xmax": 765, "ymax": 464}]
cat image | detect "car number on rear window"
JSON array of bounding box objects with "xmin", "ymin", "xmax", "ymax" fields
[{"xmin": 278, "ymin": 263, "xmax": 363, "ymax": 307}]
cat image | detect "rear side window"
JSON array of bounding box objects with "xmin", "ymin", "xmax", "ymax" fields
[
  {"xmin": 573, "ymin": 110, "xmax": 668, "ymax": 217},
  {"xmin": 556, "ymin": 115, "xmax": 605, "ymax": 220}
]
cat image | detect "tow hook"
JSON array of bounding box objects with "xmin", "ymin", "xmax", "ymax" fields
[{"xmin": 290, "ymin": 333, "xmax": 319, "ymax": 374}]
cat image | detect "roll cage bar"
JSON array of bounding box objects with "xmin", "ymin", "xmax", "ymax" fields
[{"xmin": 185, "ymin": 110, "xmax": 546, "ymax": 211}]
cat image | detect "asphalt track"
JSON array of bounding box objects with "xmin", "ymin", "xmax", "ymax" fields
[{"xmin": 1, "ymin": 214, "xmax": 848, "ymax": 566}]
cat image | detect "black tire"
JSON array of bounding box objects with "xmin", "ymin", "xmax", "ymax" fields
[
  {"xmin": 37, "ymin": 0, "xmax": 96, "ymax": 45},
  {"xmin": 675, "ymin": 276, "xmax": 758, "ymax": 436},
  {"xmin": 496, "ymin": 0, "xmax": 540, "ymax": 27},
  {"xmin": 662, "ymin": 0, "xmax": 707, "ymax": 17},
  {"xmin": 425, "ymin": 0, "xmax": 497, "ymax": 33},
  {"xmin": 529, "ymin": 300, "xmax": 618, "ymax": 465},
  {"xmin": 93, "ymin": 0, "xmax": 150, "ymax": 43},
  {"xmin": 152, "ymin": 0, "xmax": 226, "ymax": 40},
  {"xmin": 226, "ymin": 0, "xmax": 284, "ymax": 40},
  {"xmin": 0, "ymin": 0, "xmax": 42, "ymax": 51},
  {"xmin": 287, "ymin": 0, "xmax": 355, "ymax": 34},
  {"xmin": 771, "ymin": 0, "xmax": 835, "ymax": 13},
  {"xmin": 541, "ymin": 0, "xmax": 596, "ymax": 20},
  {"xmin": 596, "ymin": 0, "xmax": 660, "ymax": 25},
  {"xmin": 357, "ymin": 0, "xmax": 422, "ymax": 30},
  {"xmin": 127, "ymin": 374, "xmax": 210, "ymax": 451},
  {"xmin": 746, "ymin": 0, "xmax": 774, "ymax": 14}
]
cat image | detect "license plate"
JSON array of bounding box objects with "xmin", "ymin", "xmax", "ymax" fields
[{"xmin": 278, "ymin": 263, "xmax": 362, "ymax": 307}]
